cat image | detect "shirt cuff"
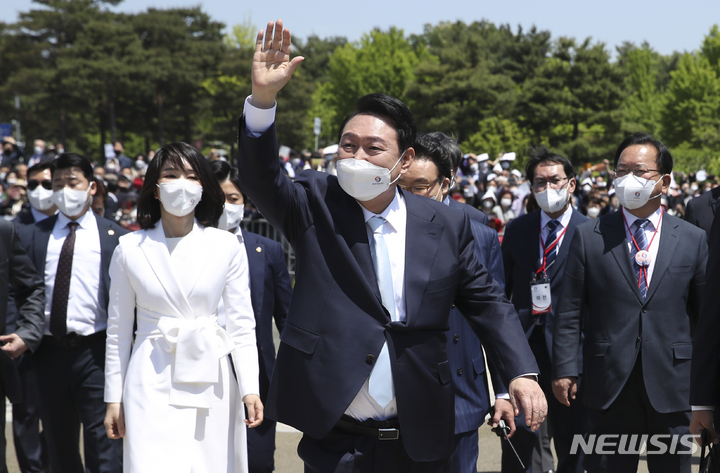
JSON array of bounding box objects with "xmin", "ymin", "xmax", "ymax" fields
[
  {"xmin": 511, "ymin": 373, "xmax": 539, "ymax": 383},
  {"xmin": 692, "ymin": 405, "xmax": 715, "ymax": 411},
  {"xmin": 496, "ymin": 393, "xmax": 510, "ymax": 400},
  {"xmin": 243, "ymin": 95, "xmax": 277, "ymax": 137}
]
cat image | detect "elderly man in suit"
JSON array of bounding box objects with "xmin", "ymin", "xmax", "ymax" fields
[
  {"xmin": 0, "ymin": 219, "xmax": 45, "ymax": 473},
  {"xmin": 399, "ymin": 132, "xmax": 512, "ymax": 473},
  {"xmin": 499, "ymin": 146, "xmax": 588, "ymax": 473},
  {"xmin": 19, "ymin": 153, "xmax": 127, "ymax": 473},
  {"xmin": 552, "ymin": 132, "xmax": 706, "ymax": 473},
  {"xmin": 236, "ymin": 20, "xmax": 546, "ymax": 472}
]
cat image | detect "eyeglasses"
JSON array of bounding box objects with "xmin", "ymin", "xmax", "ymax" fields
[
  {"xmin": 614, "ymin": 167, "xmax": 660, "ymax": 178},
  {"xmin": 27, "ymin": 179, "xmax": 52, "ymax": 191},
  {"xmin": 532, "ymin": 177, "xmax": 569, "ymax": 192},
  {"xmin": 399, "ymin": 178, "xmax": 442, "ymax": 196}
]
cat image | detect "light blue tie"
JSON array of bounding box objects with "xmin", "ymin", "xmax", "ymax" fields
[{"xmin": 367, "ymin": 216, "xmax": 396, "ymax": 407}]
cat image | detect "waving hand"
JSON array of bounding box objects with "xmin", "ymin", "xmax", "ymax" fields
[{"xmin": 251, "ymin": 20, "xmax": 304, "ymax": 109}]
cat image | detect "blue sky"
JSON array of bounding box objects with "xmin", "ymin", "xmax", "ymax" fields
[{"xmin": 2, "ymin": 0, "xmax": 719, "ymax": 57}]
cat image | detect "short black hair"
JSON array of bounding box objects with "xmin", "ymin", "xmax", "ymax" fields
[
  {"xmin": 210, "ymin": 160, "xmax": 246, "ymax": 201},
  {"xmin": 27, "ymin": 161, "xmax": 54, "ymax": 178},
  {"xmin": 338, "ymin": 93, "xmax": 417, "ymax": 152},
  {"xmin": 525, "ymin": 146, "xmax": 575, "ymax": 184},
  {"xmin": 51, "ymin": 153, "xmax": 94, "ymax": 181},
  {"xmin": 413, "ymin": 133, "xmax": 453, "ymax": 180},
  {"xmin": 614, "ymin": 132, "xmax": 673, "ymax": 175},
  {"xmin": 136, "ymin": 142, "xmax": 225, "ymax": 229},
  {"xmin": 427, "ymin": 132, "xmax": 462, "ymax": 170}
]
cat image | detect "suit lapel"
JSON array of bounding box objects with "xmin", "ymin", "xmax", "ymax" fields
[
  {"xmin": 602, "ymin": 211, "xmax": 644, "ymax": 303},
  {"xmin": 242, "ymin": 230, "xmax": 265, "ymax": 316},
  {"xmin": 139, "ymin": 222, "xmax": 194, "ymax": 318},
  {"xmin": 644, "ymin": 215, "xmax": 679, "ymax": 303},
  {"xmin": 96, "ymin": 216, "xmax": 119, "ymax": 297},
  {"xmin": 403, "ymin": 194, "xmax": 443, "ymax": 325},
  {"xmin": 547, "ymin": 210, "xmax": 583, "ymax": 282}
]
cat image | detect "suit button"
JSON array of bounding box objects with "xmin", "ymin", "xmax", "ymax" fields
[
  {"xmin": 457, "ymin": 368, "xmax": 463, "ymax": 376},
  {"xmin": 453, "ymin": 334, "xmax": 460, "ymax": 343},
  {"xmin": 366, "ymin": 354, "xmax": 374, "ymax": 364},
  {"xmin": 642, "ymin": 308, "xmax": 647, "ymax": 313}
]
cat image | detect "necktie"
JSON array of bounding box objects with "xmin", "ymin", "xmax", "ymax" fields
[
  {"xmin": 544, "ymin": 219, "xmax": 560, "ymax": 271},
  {"xmin": 367, "ymin": 216, "xmax": 396, "ymax": 407},
  {"xmin": 50, "ymin": 221, "xmax": 79, "ymax": 337},
  {"xmin": 630, "ymin": 219, "xmax": 650, "ymax": 300}
]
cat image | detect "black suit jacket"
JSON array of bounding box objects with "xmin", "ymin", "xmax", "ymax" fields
[
  {"xmin": 241, "ymin": 229, "xmax": 292, "ymax": 403},
  {"xmin": 19, "ymin": 212, "xmax": 128, "ymax": 314},
  {"xmin": 0, "ymin": 220, "xmax": 45, "ymax": 402},
  {"xmin": 502, "ymin": 208, "xmax": 588, "ymax": 357},
  {"xmin": 238, "ymin": 121, "xmax": 537, "ymax": 462},
  {"xmin": 684, "ymin": 187, "xmax": 720, "ymax": 237},
  {"xmin": 553, "ymin": 210, "xmax": 706, "ymax": 413}
]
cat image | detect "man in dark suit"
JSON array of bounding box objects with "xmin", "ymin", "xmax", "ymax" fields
[
  {"xmin": 237, "ymin": 20, "xmax": 546, "ymax": 472},
  {"xmin": 552, "ymin": 133, "xmax": 706, "ymax": 473},
  {"xmin": 19, "ymin": 153, "xmax": 127, "ymax": 473},
  {"xmin": 684, "ymin": 185, "xmax": 720, "ymax": 237},
  {"xmin": 210, "ymin": 159, "xmax": 293, "ymax": 473},
  {"xmin": 399, "ymin": 132, "xmax": 511, "ymax": 473},
  {"xmin": 500, "ymin": 147, "xmax": 588, "ymax": 473},
  {"xmin": 9, "ymin": 160, "xmax": 56, "ymax": 473},
  {"xmin": 0, "ymin": 218, "xmax": 45, "ymax": 473}
]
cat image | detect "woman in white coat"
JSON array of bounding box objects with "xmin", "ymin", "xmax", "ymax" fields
[{"xmin": 103, "ymin": 142, "xmax": 262, "ymax": 473}]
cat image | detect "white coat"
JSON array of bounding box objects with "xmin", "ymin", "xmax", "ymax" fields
[{"xmin": 104, "ymin": 220, "xmax": 259, "ymax": 473}]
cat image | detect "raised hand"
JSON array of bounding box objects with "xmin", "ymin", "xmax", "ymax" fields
[{"xmin": 251, "ymin": 19, "xmax": 305, "ymax": 109}]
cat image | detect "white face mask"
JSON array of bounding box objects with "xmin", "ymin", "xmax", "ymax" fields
[
  {"xmin": 614, "ymin": 173, "xmax": 663, "ymax": 210},
  {"xmin": 482, "ymin": 200, "xmax": 494, "ymax": 209},
  {"xmin": 157, "ymin": 179, "xmax": 203, "ymax": 217},
  {"xmin": 582, "ymin": 184, "xmax": 592, "ymax": 193},
  {"xmin": 34, "ymin": 146, "xmax": 43, "ymax": 155},
  {"xmin": 336, "ymin": 154, "xmax": 404, "ymax": 202},
  {"xmin": 501, "ymin": 198, "xmax": 513, "ymax": 208},
  {"xmin": 586, "ymin": 207, "xmax": 601, "ymax": 218},
  {"xmin": 28, "ymin": 186, "xmax": 55, "ymax": 211},
  {"xmin": 218, "ymin": 202, "xmax": 244, "ymax": 231},
  {"xmin": 535, "ymin": 187, "xmax": 569, "ymax": 215},
  {"xmin": 52, "ymin": 187, "xmax": 91, "ymax": 218}
]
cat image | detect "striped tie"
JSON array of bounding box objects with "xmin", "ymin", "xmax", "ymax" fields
[
  {"xmin": 544, "ymin": 220, "xmax": 560, "ymax": 271},
  {"xmin": 630, "ymin": 219, "xmax": 650, "ymax": 300}
]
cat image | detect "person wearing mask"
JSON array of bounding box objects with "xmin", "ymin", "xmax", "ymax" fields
[
  {"xmin": 236, "ymin": 20, "xmax": 546, "ymax": 472},
  {"xmin": 400, "ymin": 132, "xmax": 514, "ymax": 473},
  {"xmin": 26, "ymin": 141, "xmax": 50, "ymax": 168},
  {"xmin": 15, "ymin": 162, "xmax": 57, "ymax": 226},
  {"xmin": 585, "ymin": 199, "xmax": 602, "ymax": 219},
  {"xmin": 552, "ymin": 133, "xmax": 706, "ymax": 473},
  {"xmin": 18, "ymin": 153, "xmax": 127, "ymax": 473},
  {"xmin": 499, "ymin": 146, "xmax": 588, "ymax": 473},
  {"xmin": 494, "ymin": 190, "xmax": 516, "ymax": 227},
  {"xmin": 104, "ymin": 143, "xmax": 262, "ymax": 472},
  {"xmin": 211, "ymin": 160, "xmax": 292, "ymax": 473}
]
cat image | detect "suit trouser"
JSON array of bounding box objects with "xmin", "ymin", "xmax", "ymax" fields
[
  {"xmin": 248, "ymin": 417, "xmax": 277, "ymax": 473},
  {"xmin": 451, "ymin": 429, "xmax": 479, "ymax": 473},
  {"xmin": 297, "ymin": 421, "xmax": 450, "ymax": 473},
  {"xmin": 12, "ymin": 353, "xmax": 46, "ymax": 473},
  {"xmin": 32, "ymin": 333, "xmax": 122, "ymax": 473},
  {"xmin": 583, "ymin": 357, "xmax": 692, "ymax": 473},
  {"xmin": 501, "ymin": 327, "xmax": 587, "ymax": 473}
]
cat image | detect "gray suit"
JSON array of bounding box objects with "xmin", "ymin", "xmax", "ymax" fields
[{"xmin": 552, "ymin": 210, "xmax": 706, "ymax": 473}]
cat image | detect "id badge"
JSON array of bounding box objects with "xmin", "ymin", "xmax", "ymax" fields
[{"xmin": 531, "ymin": 280, "xmax": 552, "ymax": 316}]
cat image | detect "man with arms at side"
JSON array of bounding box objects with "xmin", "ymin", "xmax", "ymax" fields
[
  {"xmin": 552, "ymin": 133, "xmax": 706, "ymax": 473},
  {"xmin": 499, "ymin": 147, "xmax": 588, "ymax": 473},
  {"xmin": 237, "ymin": 20, "xmax": 546, "ymax": 472},
  {"xmin": 20, "ymin": 153, "xmax": 127, "ymax": 473},
  {"xmin": 399, "ymin": 132, "xmax": 515, "ymax": 473}
]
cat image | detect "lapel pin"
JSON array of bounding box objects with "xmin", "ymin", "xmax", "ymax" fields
[
  {"xmin": 256, "ymin": 247, "xmax": 262, "ymax": 253},
  {"xmin": 108, "ymin": 229, "xmax": 115, "ymax": 236}
]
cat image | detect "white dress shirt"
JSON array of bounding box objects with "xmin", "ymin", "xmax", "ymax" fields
[
  {"xmin": 44, "ymin": 209, "xmax": 105, "ymax": 336},
  {"xmin": 621, "ymin": 206, "xmax": 663, "ymax": 286},
  {"xmin": 538, "ymin": 204, "xmax": 574, "ymax": 266}
]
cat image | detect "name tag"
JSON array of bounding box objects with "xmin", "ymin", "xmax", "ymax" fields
[{"xmin": 531, "ymin": 281, "xmax": 552, "ymax": 316}]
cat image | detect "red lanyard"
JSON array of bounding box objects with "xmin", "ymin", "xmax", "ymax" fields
[
  {"xmin": 536, "ymin": 221, "xmax": 568, "ymax": 276},
  {"xmin": 621, "ymin": 208, "xmax": 662, "ymax": 290}
]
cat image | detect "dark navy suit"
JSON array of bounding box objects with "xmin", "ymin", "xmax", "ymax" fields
[
  {"xmin": 447, "ymin": 215, "xmax": 505, "ymax": 473},
  {"xmin": 19, "ymin": 213, "xmax": 127, "ymax": 473},
  {"xmin": 238, "ymin": 121, "xmax": 538, "ymax": 468},
  {"xmin": 241, "ymin": 229, "xmax": 292, "ymax": 473},
  {"xmin": 553, "ymin": 210, "xmax": 706, "ymax": 473},
  {"xmin": 500, "ymin": 208, "xmax": 588, "ymax": 473},
  {"xmin": 684, "ymin": 186, "xmax": 720, "ymax": 237},
  {"xmin": 448, "ymin": 197, "xmax": 488, "ymax": 226}
]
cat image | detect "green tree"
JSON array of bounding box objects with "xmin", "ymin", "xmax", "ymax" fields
[
  {"xmin": 617, "ymin": 43, "xmax": 663, "ymax": 136},
  {"xmin": 460, "ymin": 117, "xmax": 533, "ymax": 167}
]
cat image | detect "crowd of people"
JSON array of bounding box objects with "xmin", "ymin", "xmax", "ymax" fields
[{"xmin": 0, "ymin": 18, "xmax": 719, "ymax": 473}]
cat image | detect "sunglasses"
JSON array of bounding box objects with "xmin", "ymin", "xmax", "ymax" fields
[{"xmin": 27, "ymin": 179, "xmax": 53, "ymax": 191}]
